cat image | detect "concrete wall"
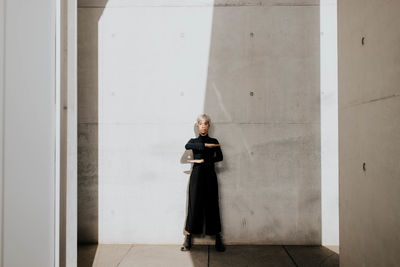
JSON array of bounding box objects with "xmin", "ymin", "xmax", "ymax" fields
[
  {"xmin": 338, "ymin": 0, "xmax": 400, "ymax": 266},
  {"xmin": 78, "ymin": 0, "xmax": 321, "ymax": 244},
  {"xmin": 0, "ymin": 0, "xmax": 59, "ymax": 265}
]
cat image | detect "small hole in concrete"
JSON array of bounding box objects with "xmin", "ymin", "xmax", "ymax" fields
[
  {"xmin": 250, "ymin": 92, "xmax": 254, "ymax": 96},
  {"xmin": 361, "ymin": 37, "xmax": 365, "ymax": 45},
  {"xmin": 362, "ymin": 162, "xmax": 366, "ymax": 171}
]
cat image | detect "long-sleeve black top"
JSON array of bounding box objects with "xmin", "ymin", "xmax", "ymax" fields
[{"xmin": 185, "ymin": 134, "xmax": 223, "ymax": 164}]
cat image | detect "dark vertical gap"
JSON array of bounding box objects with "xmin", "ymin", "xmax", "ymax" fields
[
  {"xmin": 282, "ymin": 245, "xmax": 299, "ymax": 267},
  {"xmin": 59, "ymin": 1, "xmax": 68, "ymax": 265},
  {"xmin": 207, "ymin": 245, "xmax": 210, "ymax": 267},
  {"xmin": 77, "ymin": 2, "xmax": 105, "ymax": 246}
]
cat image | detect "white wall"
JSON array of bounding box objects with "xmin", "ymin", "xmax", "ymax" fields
[
  {"xmin": 338, "ymin": 0, "xmax": 400, "ymax": 265},
  {"xmin": 320, "ymin": 0, "xmax": 338, "ymax": 247},
  {"xmin": 97, "ymin": 1, "xmax": 215, "ymax": 245},
  {"xmin": 0, "ymin": 0, "xmax": 60, "ymax": 266}
]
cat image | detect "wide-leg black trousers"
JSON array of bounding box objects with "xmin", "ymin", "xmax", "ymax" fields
[{"xmin": 184, "ymin": 163, "xmax": 222, "ymax": 235}]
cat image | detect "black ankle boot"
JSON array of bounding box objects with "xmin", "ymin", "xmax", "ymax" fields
[
  {"xmin": 215, "ymin": 233, "xmax": 226, "ymax": 252},
  {"xmin": 181, "ymin": 234, "xmax": 192, "ymax": 251}
]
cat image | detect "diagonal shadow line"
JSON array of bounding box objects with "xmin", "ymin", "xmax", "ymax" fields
[
  {"xmin": 116, "ymin": 244, "xmax": 135, "ymax": 267},
  {"xmin": 319, "ymin": 252, "xmax": 337, "ymax": 267},
  {"xmin": 282, "ymin": 245, "xmax": 299, "ymax": 267}
]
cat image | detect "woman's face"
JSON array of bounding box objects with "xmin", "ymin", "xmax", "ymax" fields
[{"xmin": 197, "ymin": 119, "xmax": 210, "ymax": 135}]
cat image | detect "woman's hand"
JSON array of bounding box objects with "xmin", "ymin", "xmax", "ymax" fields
[
  {"xmin": 187, "ymin": 159, "xmax": 205, "ymax": 163},
  {"xmin": 205, "ymin": 143, "xmax": 220, "ymax": 148}
]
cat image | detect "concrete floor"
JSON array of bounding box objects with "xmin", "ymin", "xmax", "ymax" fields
[{"xmin": 78, "ymin": 244, "xmax": 339, "ymax": 267}]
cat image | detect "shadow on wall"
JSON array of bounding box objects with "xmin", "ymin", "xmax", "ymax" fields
[
  {"xmin": 202, "ymin": 0, "xmax": 321, "ymax": 246},
  {"xmin": 77, "ymin": 3, "xmax": 104, "ymax": 244},
  {"xmin": 203, "ymin": 1, "xmax": 321, "ymax": 249},
  {"xmin": 77, "ymin": 2, "xmax": 320, "ymax": 266}
]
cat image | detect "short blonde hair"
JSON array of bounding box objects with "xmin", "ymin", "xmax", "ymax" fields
[{"xmin": 197, "ymin": 113, "xmax": 211, "ymax": 125}]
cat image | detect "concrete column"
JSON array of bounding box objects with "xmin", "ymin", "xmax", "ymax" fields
[
  {"xmin": 320, "ymin": 0, "xmax": 339, "ymax": 247},
  {"xmin": 60, "ymin": 0, "xmax": 78, "ymax": 266},
  {"xmin": 338, "ymin": 0, "xmax": 400, "ymax": 265},
  {"xmin": 0, "ymin": 0, "xmax": 60, "ymax": 266}
]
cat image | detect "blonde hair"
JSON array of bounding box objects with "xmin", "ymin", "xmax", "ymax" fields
[{"xmin": 197, "ymin": 113, "xmax": 211, "ymax": 125}]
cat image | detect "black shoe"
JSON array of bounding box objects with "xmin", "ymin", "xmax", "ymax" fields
[
  {"xmin": 215, "ymin": 233, "xmax": 226, "ymax": 252},
  {"xmin": 181, "ymin": 234, "xmax": 192, "ymax": 251}
]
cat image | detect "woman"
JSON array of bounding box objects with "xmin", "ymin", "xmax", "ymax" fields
[{"xmin": 181, "ymin": 114, "xmax": 226, "ymax": 252}]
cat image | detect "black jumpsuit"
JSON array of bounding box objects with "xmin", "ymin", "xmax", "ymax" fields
[{"xmin": 184, "ymin": 134, "xmax": 223, "ymax": 236}]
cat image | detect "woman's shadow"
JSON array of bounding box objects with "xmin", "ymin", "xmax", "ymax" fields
[{"xmin": 179, "ymin": 123, "xmax": 201, "ymax": 173}]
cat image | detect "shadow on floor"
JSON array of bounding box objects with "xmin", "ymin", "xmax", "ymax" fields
[
  {"xmin": 78, "ymin": 244, "xmax": 339, "ymax": 267},
  {"xmin": 78, "ymin": 244, "xmax": 98, "ymax": 267}
]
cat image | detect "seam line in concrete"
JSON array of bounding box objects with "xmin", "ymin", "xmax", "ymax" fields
[
  {"xmin": 116, "ymin": 244, "xmax": 134, "ymax": 267},
  {"xmin": 341, "ymin": 93, "xmax": 400, "ymax": 109},
  {"xmin": 282, "ymin": 245, "xmax": 299, "ymax": 267},
  {"xmin": 77, "ymin": 3, "xmax": 319, "ymax": 8},
  {"xmin": 319, "ymin": 252, "xmax": 336, "ymax": 267},
  {"xmin": 77, "ymin": 122, "xmax": 319, "ymax": 125}
]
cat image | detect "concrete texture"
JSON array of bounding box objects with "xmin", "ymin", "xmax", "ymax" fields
[
  {"xmin": 78, "ymin": 123, "xmax": 99, "ymax": 243},
  {"xmin": 117, "ymin": 245, "xmax": 209, "ymax": 267},
  {"xmin": 78, "ymin": 0, "xmax": 320, "ymax": 8},
  {"xmin": 284, "ymin": 245, "xmax": 339, "ymax": 267},
  {"xmin": 209, "ymin": 245, "xmax": 294, "ymax": 267},
  {"xmin": 78, "ymin": 244, "xmax": 339, "ymax": 267},
  {"xmin": 338, "ymin": 0, "xmax": 400, "ymax": 266},
  {"xmin": 78, "ymin": 0, "xmax": 321, "ymax": 244}
]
